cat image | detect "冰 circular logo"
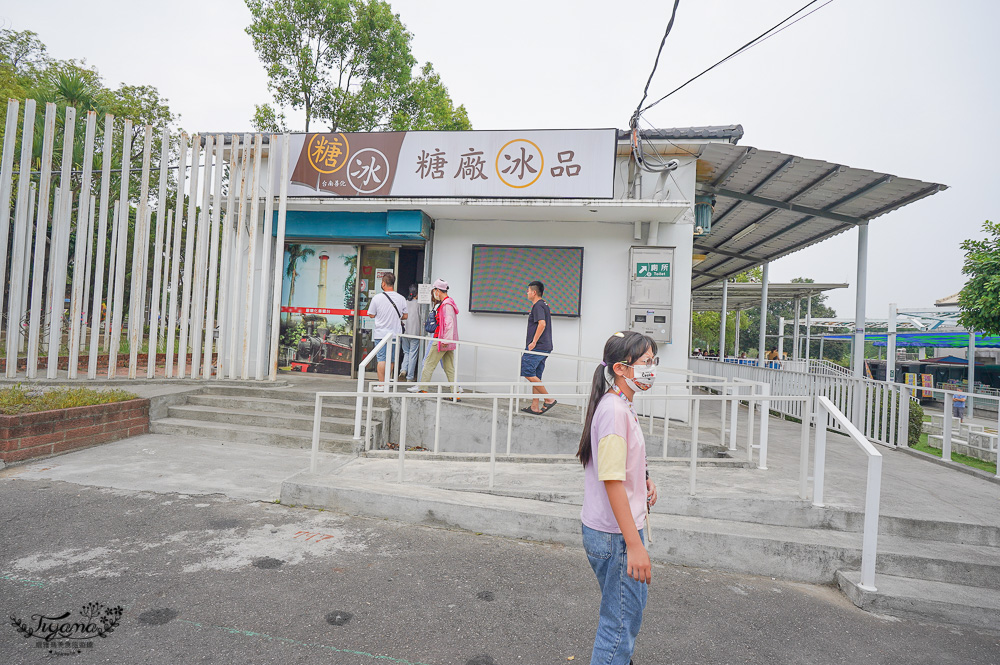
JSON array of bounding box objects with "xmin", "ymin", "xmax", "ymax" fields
[{"xmin": 496, "ymin": 139, "xmax": 544, "ymax": 188}]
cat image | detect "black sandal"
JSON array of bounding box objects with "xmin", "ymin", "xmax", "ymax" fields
[
  {"xmin": 538, "ymin": 400, "xmax": 557, "ymax": 413},
  {"xmin": 520, "ymin": 406, "xmax": 544, "ymax": 414}
]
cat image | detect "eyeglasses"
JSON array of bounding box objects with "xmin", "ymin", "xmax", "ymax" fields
[{"xmin": 618, "ymin": 357, "xmax": 659, "ymax": 369}]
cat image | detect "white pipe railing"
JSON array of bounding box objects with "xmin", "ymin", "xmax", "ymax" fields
[
  {"xmin": 897, "ymin": 384, "xmax": 1000, "ymax": 478},
  {"xmin": 313, "ymin": 380, "xmax": 789, "ymax": 493},
  {"xmin": 812, "ymin": 395, "xmax": 883, "ymax": 592}
]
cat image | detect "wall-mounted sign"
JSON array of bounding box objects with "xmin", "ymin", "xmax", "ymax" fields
[
  {"xmin": 287, "ymin": 130, "xmax": 616, "ymax": 199},
  {"xmin": 636, "ymin": 262, "xmax": 670, "ymax": 278}
]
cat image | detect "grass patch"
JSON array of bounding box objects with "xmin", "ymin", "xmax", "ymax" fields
[
  {"xmin": 0, "ymin": 384, "xmax": 139, "ymax": 416},
  {"xmin": 912, "ymin": 433, "xmax": 997, "ymax": 474}
]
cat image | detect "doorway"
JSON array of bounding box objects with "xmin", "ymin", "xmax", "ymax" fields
[{"xmin": 281, "ymin": 242, "xmax": 424, "ymax": 378}]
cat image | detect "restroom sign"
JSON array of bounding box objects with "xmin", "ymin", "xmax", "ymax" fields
[{"xmin": 636, "ymin": 262, "xmax": 670, "ymax": 278}]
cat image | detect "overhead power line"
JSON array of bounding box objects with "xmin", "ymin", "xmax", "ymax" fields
[
  {"xmin": 631, "ymin": 0, "xmax": 682, "ymax": 129},
  {"xmin": 640, "ymin": 0, "xmax": 834, "ymax": 114}
]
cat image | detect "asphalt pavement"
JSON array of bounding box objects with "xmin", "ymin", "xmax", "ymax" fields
[{"xmin": 2, "ymin": 475, "xmax": 999, "ymax": 665}]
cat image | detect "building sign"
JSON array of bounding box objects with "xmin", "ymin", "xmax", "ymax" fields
[
  {"xmin": 636, "ymin": 262, "xmax": 670, "ymax": 278},
  {"xmin": 288, "ymin": 130, "xmax": 615, "ymax": 199}
]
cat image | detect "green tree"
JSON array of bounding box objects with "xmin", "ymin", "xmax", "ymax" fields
[
  {"xmin": 958, "ymin": 220, "xmax": 1000, "ymax": 335},
  {"xmin": 245, "ymin": 0, "xmax": 470, "ymax": 132},
  {"xmin": 285, "ymin": 244, "xmax": 315, "ymax": 307}
]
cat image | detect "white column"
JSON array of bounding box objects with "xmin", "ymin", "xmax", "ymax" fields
[
  {"xmin": 758, "ymin": 262, "xmax": 769, "ymax": 367},
  {"xmin": 734, "ymin": 309, "xmax": 741, "ymax": 357},
  {"xmin": 719, "ymin": 279, "xmax": 728, "ymax": 359},
  {"xmin": 886, "ymin": 303, "xmax": 897, "ymax": 384},
  {"xmin": 792, "ymin": 297, "xmax": 801, "ymax": 361},
  {"xmin": 853, "ymin": 222, "xmax": 869, "ymax": 378},
  {"xmin": 968, "ymin": 332, "xmax": 976, "ymax": 416},
  {"xmin": 778, "ymin": 316, "xmax": 785, "ymax": 362},
  {"xmin": 805, "ymin": 295, "xmax": 812, "ymax": 363}
]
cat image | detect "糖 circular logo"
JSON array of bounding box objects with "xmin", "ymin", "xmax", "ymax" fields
[{"xmin": 307, "ymin": 133, "xmax": 351, "ymax": 174}]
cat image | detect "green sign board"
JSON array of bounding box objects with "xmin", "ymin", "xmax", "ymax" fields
[{"xmin": 636, "ymin": 262, "xmax": 670, "ymax": 278}]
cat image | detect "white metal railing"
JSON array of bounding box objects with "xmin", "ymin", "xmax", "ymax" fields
[
  {"xmin": 691, "ymin": 357, "xmax": 908, "ymax": 449},
  {"xmin": 897, "ymin": 384, "xmax": 1000, "ymax": 478},
  {"xmin": 313, "ymin": 380, "xmax": 788, "ymax": 493},
  {"xmin": 812, "ymin": 396, "xmax": 883, "ymax": 592}
]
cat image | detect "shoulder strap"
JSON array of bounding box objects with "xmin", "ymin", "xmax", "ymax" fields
[{"xmin": 382, "ymin": 292, "xmax": 402, "ymax": 319}]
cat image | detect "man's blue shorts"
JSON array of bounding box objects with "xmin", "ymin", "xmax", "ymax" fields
[
  {"xmin": 521, "ymin": 350, "xmax": 548, "ymax": 378},
  {"xmin": 375, "ymin": 339, "xmax": 397, "ymax": 364}
]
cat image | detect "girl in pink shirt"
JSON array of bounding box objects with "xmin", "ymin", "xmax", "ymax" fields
[{"xmin": 577, "ymin": 331, "xmax": 659, "ymax": 665}]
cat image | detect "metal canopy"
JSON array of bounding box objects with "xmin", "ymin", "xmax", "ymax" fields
[
  {"xmin": 691, "ymin": 282, "xmax": 847, "ymax": 311},
  {"xmin": 687, "ymin": 142, "xmax": 947, "ymax": 290}
]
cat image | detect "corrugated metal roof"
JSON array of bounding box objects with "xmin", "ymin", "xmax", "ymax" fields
[
  {"xmin": 691, "ymin": 282, "xmax": 848, "ymax": 311},
  {"xmin": 691, "ymin": 143, "xmax": 947, "ymax": 291},
  {"xmin": 619, "ymin": 125, "xmax": 744, "ymax": 143}
]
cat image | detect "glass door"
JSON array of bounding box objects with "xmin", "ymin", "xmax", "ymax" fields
[
  {"xmin": 280, "ymin": 243, "xmax": 359, "ymax": 375},
  {"xmin": 355, "ymin": 246, "xmax": 399, "ymax": 376}
]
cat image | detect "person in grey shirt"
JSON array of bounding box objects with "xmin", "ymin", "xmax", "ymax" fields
[{"xmin": 400, "ymin": 284, "xmax": 423, "ymax": 384}]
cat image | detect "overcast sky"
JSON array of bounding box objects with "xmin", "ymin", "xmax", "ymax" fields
[{"xmin": 5, "ymin": 0, "xmax": 997, "ymax": 319}]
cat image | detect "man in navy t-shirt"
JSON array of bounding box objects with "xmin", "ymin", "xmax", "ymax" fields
[{"xmin": 521, "ymin": 280, "xmax": 556, "ymax": 414}]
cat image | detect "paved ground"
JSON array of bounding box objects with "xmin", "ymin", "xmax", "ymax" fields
[{"xmin": 2, "ymin": 477, "xmax": 999, "ymax": 665}]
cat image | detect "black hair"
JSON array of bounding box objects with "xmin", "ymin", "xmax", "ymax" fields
[
  {"xmin": 528, "ymin": 280, "xmax": 544, "ymax": 296},
  {"xmin": 576, "ymin": 331, "xmax": 658, "ymax": 467},
  {"xmin": 408, "ymin": 283, "xmax": 418, "ymax": 298}
]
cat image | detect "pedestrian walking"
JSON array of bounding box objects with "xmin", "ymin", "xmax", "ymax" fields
[
  {"xmin": 366, "ymin": 272, "xmax": 407, "ymax": 392},
  {"xmin": 953, "ymin": 392, "xmax": 967, "ymax": 421},
  {"xmin": 400, "ymin": 284, "xmax": 422, "ymax": 384},
  {"xmin": 576, "ymin": 330, "xmax": 659, "ymax": 665},
  {"xmin": 419, "ymin": 279, "xmax": 460, "ymax": 398},
  {"xmin": 521, "ymin": 280, "xmax": 556, "ymax": 415}
]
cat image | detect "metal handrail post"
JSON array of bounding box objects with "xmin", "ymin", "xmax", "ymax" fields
[
  {"xmin": 433, "ymin": 384, "xmax": 442, "ymax": 453},
  {"xmin": 799, "ymin": 396, "xmax": 812, "ymax": 500},
  {"xmin": 898, "ymin": 386, "xmax": 911, "ymax": 448},
  {"xmin": 746, "ymin": 395, "xmax": 756, "ymax": 465},
  {"xmin": 995, "ymin": 400, "xmax": 1000, "ymax": 478},
  {"xmin": 689, "ymin": 398, "xmax": 700, "ymax": 496},
  {"xmin": 719, "ymin": 382, "xmax": 727, "ymax": 448},
  {"xmin": 728, "ymin": 385, "xmax": 739, "ymax": 451},
  {"xmin": 506, "ymin": 383, "xmax": 515, "ymax": 455},
  {"xmin": 489, "ymin": 398, "xmax": 498, "ymax": 489},
  {"xmin": 365, "ymin": 393, "xmax": 374, "ymax": 451},
  {"xmin": 943, "ymin": 393, "xmax": 954, "ymax": 462},
  {"xmin": 758, "ymin": 383, "xmax": 770, "ymax": 470},
  {"xmin": 661, "ymin": 395, "xmax": 670, "ymax": 460},
  {"xmin": 812, "ymin": 401, "xmax": 827, "ymax": 507},
  {"xmin": 859, "ymin": 453, "xmax": 883, "ymax": 592},
  {"xmin": 398, "ymin": 394, "xmax": 408, "ymax": 482},
  {"xmin": 310, "ymin": 394, "xmax": 322, "ymax": 473}
]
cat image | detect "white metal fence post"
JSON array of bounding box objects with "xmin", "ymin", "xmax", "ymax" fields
[
  {"xmin": 689, "ymin": 398, "xmax": 700, "ymax": 496},
  {"xmin": 758, "ymin": 383, "xmax": 770, "ymax": 470},
  {"xmin": 812, "ymin": 400, "xmax": 827, "ymax": 507},
  {"xmin": 859, "ymin": 453, "xmax": 883, "ymax": 592},
  {"xmin": 943, "ymin": 393, "xmax": 954, "ymax": 462},
  {"xmin": 398, "ymin": 395, "xmax": 408, "ymax": 482}
]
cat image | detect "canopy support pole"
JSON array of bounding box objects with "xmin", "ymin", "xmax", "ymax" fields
[
  {"xmin": 886, "ymin": 303, "xmax": 897, "ymax": 384},
  {"xmin": 968, "ymin": 332, "xmax": 976, "ymax": 416},
  {"xmin": 793, "ymin": 296, "xmax": 801, "ymax": 361},
  {"xmin": 719, "ymin": 279, "xmax": 728, "ymax": 358},
  {"xmin": 758, "ymin": 262, "xmax": 769, "ymax": 367},
  {"xmin": 853, "ymin": 222, "xmax": 869, "ymax": 378}
]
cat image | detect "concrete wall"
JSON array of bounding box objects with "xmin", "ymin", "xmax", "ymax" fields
[{"xmin": 427, "ymin": 213, "xmax": 694, "ymax": 420}]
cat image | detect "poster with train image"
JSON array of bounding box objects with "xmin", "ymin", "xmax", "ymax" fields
[{"xmin": 279, "ymin": 243, "xmax": 358, "ymax": 374}]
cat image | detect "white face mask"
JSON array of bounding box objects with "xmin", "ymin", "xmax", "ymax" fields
[{"xmin": 624, "ymin": 365, "xmax": 656, "ymax": 392}]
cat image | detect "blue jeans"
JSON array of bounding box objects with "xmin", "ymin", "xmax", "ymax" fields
[
  {"xmin": 582, "ymin": 523, "xmax": 647, "ymax": 665},
  {"xmin": 401, "ymin": 337, "xmax": 421, "ymax": 380}
]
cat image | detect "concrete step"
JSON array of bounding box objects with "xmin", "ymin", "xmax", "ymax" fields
[
  {"xmin": 185, "ymin": 393, "xmax": 386, "ymax": 421},
  {"xmin": 150, "ymin": 418, "xmax": 358, "ymax": 453},
  {"xmin": 166, "ymin": 404, "xmax": 370, "ymax": 437},
  {"xmin": 197, "ymin": 385, "xmax": 363, "ymax": 405},
  {"xmin": 656, "ymin": 496, "xmax": 1000, "ymax": 547},
  {"xmin": 837, "ymin": 570, "xmax": 1000, "ymax": 631},
  {"xmin": 280, "ymin": 474, "xmax": 1000, "ymax": 590}
]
